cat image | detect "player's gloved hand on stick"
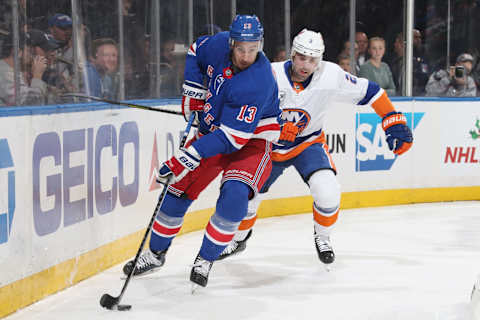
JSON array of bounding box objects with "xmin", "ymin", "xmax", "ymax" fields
[
  {"xmin": 157, "ymin": 146, "xmax": 202, "ymax": 184},
  {"xmin": 381, "ymin": 111, "xmax": 413, "ymax": 155},
  {"xmin": 278, "ymin": 122, "xmax": 299, "ymax": 144},
  {"xmin": 181, "ymin": 83, "xmax": 206, "ymax": 122}
]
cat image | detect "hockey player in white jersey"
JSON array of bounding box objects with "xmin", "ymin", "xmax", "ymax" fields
[{"xmin": 218, "ymin": 29, "xmax": 414, "ymax": 265}]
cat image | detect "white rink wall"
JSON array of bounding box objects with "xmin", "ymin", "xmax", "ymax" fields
[{"xmin": 0, "ymin": 98, "xmax": 479, "ymax": 317}]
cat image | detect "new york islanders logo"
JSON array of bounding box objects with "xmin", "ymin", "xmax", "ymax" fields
[{"xmin": 281, "ymin": 108, "xmax": 310, "ymax": 133}]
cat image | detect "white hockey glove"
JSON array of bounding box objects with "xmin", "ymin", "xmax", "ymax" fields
[
  {"xmin": 181, "ymin": 83, "xmax": 206, "ymax": 122},
  {"xmin": 157, "ymin": 145, "xmax": 202, "ymax": 184}
]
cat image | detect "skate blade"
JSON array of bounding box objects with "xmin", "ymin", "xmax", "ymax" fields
[
  {"xmin": 323, "ymin": 262, "xmax": 334, "ymax": 272},
  {"xmin": 120, "ymin": 268, "xmax": 160, "ymax": 280},
  {"xmin": 191, "ymin": 283, "xmax": 200, "ymax": 294}
]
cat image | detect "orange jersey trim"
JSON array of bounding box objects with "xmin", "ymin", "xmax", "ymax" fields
[
  {"xmin": 371, "ymin": 91, "xmax": 395, "ymax": 118},
  {"xmin": 292, "ymin": 82, "xmax": 305, "ymax": 94},
  {"xmin": 272, "ymin": 132, "xmax": 327, "ymax": 162}
]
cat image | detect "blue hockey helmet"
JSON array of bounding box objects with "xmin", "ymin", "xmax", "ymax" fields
[{"xmin": 229, "ymin": 14, "xmax": 264, "ymax": 42}]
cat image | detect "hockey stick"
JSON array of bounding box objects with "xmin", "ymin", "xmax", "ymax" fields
[
  {"xmin": 99, "ymin": 113, "xmax": 196, "ymax": 311},
  {"xmin": 180, "ymin": 111, "xmax": 196, "ymax": 148},
  {"xmin": 61, "ymin": 93, "xmax": 183, "ymax": 116}
]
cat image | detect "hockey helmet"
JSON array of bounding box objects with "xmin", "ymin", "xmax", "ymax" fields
[
  {"xmin": 229, "ymin": 14, "xmax": 264, "ymax": 42},
  {"xmin": 291, "ymin": 29, "xmax": 325, "ymax": 59}
]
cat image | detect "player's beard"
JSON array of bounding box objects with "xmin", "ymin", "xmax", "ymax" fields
[{"xmin": 291, "ymin": 65, "xmax": 312, "ymax": 82}]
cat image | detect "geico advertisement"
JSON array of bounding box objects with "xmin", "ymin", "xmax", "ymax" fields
[
  {"xmin": 0, "ymin": 110, "xmax": 189, "ymax": 284},
  {"xmin": 31, "ymin": 122, "xmax": 140, "ymax": 236}
]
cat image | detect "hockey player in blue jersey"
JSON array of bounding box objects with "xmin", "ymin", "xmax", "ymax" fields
[{"xmin": 122, "ymin": 15, "xmax": 293, "ymax": 288}]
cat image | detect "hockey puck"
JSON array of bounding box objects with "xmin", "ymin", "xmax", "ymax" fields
[{"xmin": 117, "ymin": 304, "xmax": 132, "ymax": 311}]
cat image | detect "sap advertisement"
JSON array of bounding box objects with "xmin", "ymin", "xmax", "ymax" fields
[{"xmin": 1, "ymin": 99, "xmax": 480, "ymax": 290}]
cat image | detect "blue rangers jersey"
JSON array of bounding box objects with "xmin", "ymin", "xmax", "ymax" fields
[{"xmin": 184, "ymin": 31, "xmax": 281, "ymax": 159}]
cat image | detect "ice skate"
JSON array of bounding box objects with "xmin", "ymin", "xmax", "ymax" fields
[
  {"xmin": 217, "ymin": 229, "xmax": 252, "ymax": 261},
  {"xmin": 190, "ymin": 254, "xmax": 214, "ymax": 293},
  {"xmin": 122, "ymin": 249, "xmax": 167, "ymax": 277},
  {"xmin": 314, "ymin": 230, "xmax": 335, "ymax": 270}
]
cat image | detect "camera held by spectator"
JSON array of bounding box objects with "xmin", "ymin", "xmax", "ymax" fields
[{"xmin": 426, "ymin": 53, "xmax": 477, "ymax": 97}]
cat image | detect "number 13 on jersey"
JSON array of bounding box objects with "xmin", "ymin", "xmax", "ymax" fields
[{"xmin": 236, "ymin": 105, "xmax": 257, "ymax": 123}]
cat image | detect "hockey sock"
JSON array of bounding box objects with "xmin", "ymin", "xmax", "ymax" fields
[
  {"xmin": 199, "ymin": 181, "xmax": 249, "ymax": 261},
  {"xmin": 150, "ymin": 192, "xmax": 192, "ymax": 252},
  {"xmin": 313, "ymin": 202, "xmax": 339, "ymax": 237},
  {"xmin": 233, "ymin": 192, "xmax": 264, "ymax": 241}
]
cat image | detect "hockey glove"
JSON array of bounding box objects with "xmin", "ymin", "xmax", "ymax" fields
[
  {"xmin": 278, "ymin": 122, "xmax": 299, "ymax": 144},
  {"xmin": 157, "ymin": 145, "xmax": 202, "ymax": 184},
  {"xmin": 381, "ymin": 111, "xmax": 413, "ymax": 155},
  {"xmin": 181, "ymin": 83, "xmax": 206, "ymax": 122}
]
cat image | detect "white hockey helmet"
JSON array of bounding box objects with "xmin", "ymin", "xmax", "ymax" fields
[{"xmin": 291, "ymin": 29, "xmax": 325, "ymax": 60}]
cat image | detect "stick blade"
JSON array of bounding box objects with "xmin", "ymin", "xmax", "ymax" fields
[
  {"xmin": 100, "ymin": 294, "xmax": 132, "ymax": 311},
  {"xmin": 100, "ymin": 293, "xmax": 119, "ymax": 310}
]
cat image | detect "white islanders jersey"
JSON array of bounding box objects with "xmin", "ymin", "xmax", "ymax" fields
[{"xmin": 271, "ymin": 60, "xmax": 385, "ymax": 161}]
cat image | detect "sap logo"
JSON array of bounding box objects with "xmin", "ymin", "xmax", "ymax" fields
[
  {"xmin": 0, "ymin": 139, "xmax": 15, "ymax": 244},
  {"xmin": 355, "ymin": 112, "xmax": 424, "ymax": 171},
  {"xmin": 281, "ymin": 108, "xmax": 310, "ymax": 133}
]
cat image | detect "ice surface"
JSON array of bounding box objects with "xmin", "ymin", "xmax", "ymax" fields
[{"xmin": 5, "ymin": 201, "xmax": 480, "ymax": 320}]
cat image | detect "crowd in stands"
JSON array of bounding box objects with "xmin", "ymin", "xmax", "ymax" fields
[
  {"xmin": 337, "ymin": 29, "xmax": 479, "ymax": 97},
  {"xmin": 0, "ymin": 0, "xmax": 185, "ymax": 106},
  {"xmin": 1, "ymin": 2, "xmax": 480, "ymax": 107}
]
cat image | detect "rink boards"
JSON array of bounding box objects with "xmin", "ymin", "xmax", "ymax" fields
[{"xmin": 1, "ymin": 98, "xmax": 479, "ymax": 317}]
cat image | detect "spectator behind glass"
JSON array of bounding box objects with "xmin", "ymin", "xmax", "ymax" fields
[
  {"xmin": 358, "ymin": 37, "xmax": 396, "ymax": 96},
  {"xmin": 0, "ymin": 29, "xmax": 58, "ymax": 106},
  {"xmin": 46, "ymin": 13, "xmax": 76, "ymax": 102},
  {"xmin": 412, "ymin": 29, "xmax": 430, "ymax": 96},
  {"xmin": 337, "ymin": 53, "xmax": 352, "ymax": 73},
  {"xmin": 390, "ymin": 32, "xmax": 404, "ymax": 95},
  {"xmin": 355, "ymin": 31, "xmax": 368, "ymax": 66},
  {"xmin": 425, "ymin": 53, "xmax": 477, "ymax": 97},
  {"xmin": 91, "ymin": 38, "xmax": 119, "ymax": 99},
  {"xmin": 388, "ymin": 30, "xmax": 430, "ymax": 96},
  {"xmin": 157, "ymin": 36, "xmax": 184, "ymax": 97},
  {"xmin": 339, "ymin": 40, "xmax": 359, "ymax": 73}
]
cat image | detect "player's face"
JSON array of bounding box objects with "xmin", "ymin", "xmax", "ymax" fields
[
  {"xmin": 291, "ymin": 53, "xmax": 319, "ymax": 82},
  {"xmin": 231, "ymin": 41, "xmax": 260, "ymax": 70}
]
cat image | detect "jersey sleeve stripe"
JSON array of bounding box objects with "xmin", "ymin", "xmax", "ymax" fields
[
  {"xmin": 371, "ymin": 91, "xmax": 396, "ymax": 118},
  {"xmin": 252, "ymin": 117, "xmax": 281, "ymax": 141},
  {"xmin": 358, "ymin": 81, "xmax": 382, "ymax": 105},
  {"xmin": 184, "ymin": 80, "xmax": 207, "ymax": 90},
  {"xmin": 219, "ymin": 124, "xmax": 252, "ymax": 149},
  {"xmin": 188, "ymin": 42, "xmax": 197, "ymax": 56}
]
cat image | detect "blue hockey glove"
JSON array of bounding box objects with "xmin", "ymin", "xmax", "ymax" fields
[
  {"xmin": 157, "ymin": 146, "xmax": 202, "ymax": 184},
  {"xmin": 381, "ymin": 111, "xmax": 413, "ymax": 155}
]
